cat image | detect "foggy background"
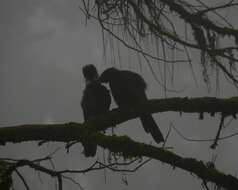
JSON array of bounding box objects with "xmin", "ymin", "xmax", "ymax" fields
[{"xmin": 0, "ymin": 0, "xmax": 238, "ymax": 189}]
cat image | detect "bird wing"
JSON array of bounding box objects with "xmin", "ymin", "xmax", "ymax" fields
[
  {"xmin": 120, "ymin": 70, "xmax": 147, "ymax": 90},
  {"xmin": 81, "ymin": 82, "xmax": 111, "ymax": 121},
  {"xmin": 120, "ymin": 71, "xmax": 148, "ymax": 105}
]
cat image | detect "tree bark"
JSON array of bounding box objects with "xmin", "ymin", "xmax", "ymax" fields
[
  {"xmin": 0, "ymin": 123, "xmax": 238, "ymax": 189},
  {"xmin": 0, "ymin": 97, "xmax": 238, "ymax": 189}
]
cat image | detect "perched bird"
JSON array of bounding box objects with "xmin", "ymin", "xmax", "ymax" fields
[
  {"xmin": 99, "ymin": 67, "xmax": 164, "ymax": 143},
  {"xmin": 81, "ymin": 65, "xmax": 111, "ymax": 156}
]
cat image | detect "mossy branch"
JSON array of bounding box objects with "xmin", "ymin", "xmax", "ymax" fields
[
  {"xmin": 0, "ymin": 97, "xmax": 237, "ymax": 144},
  {"xmin": 1, "ymin": 123, "xmax": 238, "ymax": 189},
  {"xmin": 0, "ymin": 96, "xmax": 238, "ymax": 189},
  {"xmin": 82, "ymin": 96, "xmax": 238, "ymax": 132}
]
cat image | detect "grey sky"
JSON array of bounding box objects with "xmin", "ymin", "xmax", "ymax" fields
[{"xmin": 0, "ymin": 0, "xmax": 238, "ymax": 190}]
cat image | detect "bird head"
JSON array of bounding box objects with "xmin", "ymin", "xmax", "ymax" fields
[
  {"xmin": 82, "ymin": 64, "xmax": 99, "ymax": 82},
  {"xmin": 99, "ymin": 67, "xmax": 119, "ymax": 83}
]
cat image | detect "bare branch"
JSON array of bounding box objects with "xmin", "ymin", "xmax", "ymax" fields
[
  {"xmin": 210, "ymin": 114, "xmax": 226, "ymax": 149},
  {"xmin": 0, "ymin": 97, "xmax": 237, "ymax": 144},
  {"xmin": 196, "ymin": 1, "xmax": 238, "ymax": 16},
  {"xmin": 4, "ymin": 131, "xmax": 238, "ymax": 189},
  {"xmin": 83, "ymin": 0, "xmax": 238, "ymax": 87},
  {"xmin": 14, "ymin": 169, "xmax": 30, "ymax": 190}
]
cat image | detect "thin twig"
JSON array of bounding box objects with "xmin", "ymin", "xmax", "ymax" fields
[
  {"xmin": 210, "ymin": 115, "xmax": 226, "ymax": 149},
  {"xmin": 14, "ymin": 169, "xmax": 30, "ymax": 190},
  {"xmin": 171, "ymin": 121, "xmax": 238, "ymax": 143}
]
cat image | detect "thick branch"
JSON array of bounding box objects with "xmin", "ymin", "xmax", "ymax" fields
[
  {"xmin": 1, "ymin": 124, "xmax": 238, "ymax": 189},
  {"xmin": 95, "ymin": 134, "xmax": 238, "ymax": 190},
  {"xmin": 0, "ymin": 96, "xmax": 238, "ymax": 189},
  {"xmin": 81, "ymin": 96, "xmax": 238, "ymax": 132},
  {"xmin": 0, "ymin": 97, "xmax": 237, "ymax": 144}
]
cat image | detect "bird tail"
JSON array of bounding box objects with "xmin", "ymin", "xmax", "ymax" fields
[{"xmin": 140, "ymin": 115, "xmax": 164, "ymax": 143}]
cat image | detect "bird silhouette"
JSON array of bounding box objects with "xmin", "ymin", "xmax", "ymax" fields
[
  {"xmin": 99, "ymin": 67, "xmax": 164, "ymax": 143},
  {"xmin": 81, "ymin": 65, "xmax": 111, "ymax": 156}
]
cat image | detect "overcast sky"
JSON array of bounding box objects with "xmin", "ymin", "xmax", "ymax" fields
[{"xmin": 0, "ymin": 0, "xmax": 238, "ymax": 190}]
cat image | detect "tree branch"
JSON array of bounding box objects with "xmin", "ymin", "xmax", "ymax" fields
[
  {"xmin": 3, "ymin": 127, "xmax": 238, "ymax": 190},
  {"xmin": 0, "ymin": 97, "xmax": 237, "ymax": 144},
  {"xmin": 90, "ymin": 0, "xmax": 238, "ymax": 86},
  {"xmin": 0, "ymin": 97, "xmax": 238, "ymax": 189}
]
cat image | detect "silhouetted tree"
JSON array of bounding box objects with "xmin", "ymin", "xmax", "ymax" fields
[
  {"xmin": 1, "ymin": 1, "xmax": 238, "ymax": 190},
  {"xmin": 81, "ymin": 0, "xmax": 238, "ymax": 87}
]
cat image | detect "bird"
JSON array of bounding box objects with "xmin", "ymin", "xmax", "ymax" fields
[
  {"xmin": 81, "ymin": 64, "xmax": 111, "ymax": 157},
  {"xmin": 99, "ymin": 67, "xmax": 164, "ymax": 143}
]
